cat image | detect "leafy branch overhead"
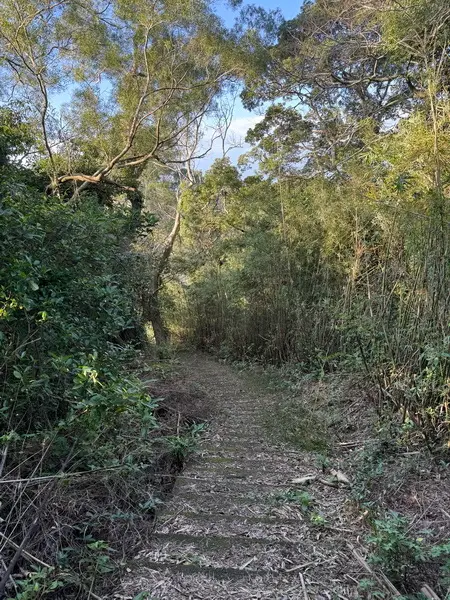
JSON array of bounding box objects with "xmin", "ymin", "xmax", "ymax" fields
[{"xmin": 0, "ymin": 0, "xmax": 241, "ymax": 196}]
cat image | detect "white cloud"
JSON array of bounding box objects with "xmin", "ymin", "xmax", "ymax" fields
[
  {"xmin": 228, "ymin": 114, "xmax": 264, "ymax": 137},
  {"xmin": 195, "ymin": 113, "xmax": 264, "ymax": 171}
]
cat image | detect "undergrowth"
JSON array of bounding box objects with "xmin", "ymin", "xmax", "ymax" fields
[
  {"xmin": 0, "ymin": 178, "xmax": 201, "ymax": 598},
  {"xmin": 255, "ymin": 361, "xmax": 450, "ymax": 597}
]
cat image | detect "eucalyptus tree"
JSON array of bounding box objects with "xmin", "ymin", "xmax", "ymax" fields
[
  {"xmin": 0, "ymin": 0, "xmax": 242, "ymax": 342},
  {"xmin": 0, "ymin": 0, "xmax": 239, "ymax": 197}
]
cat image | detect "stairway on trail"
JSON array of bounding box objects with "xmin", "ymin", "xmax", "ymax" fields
[{"xmin": 117, "ymin": 354, "xmax": 362, "ymax": 599}]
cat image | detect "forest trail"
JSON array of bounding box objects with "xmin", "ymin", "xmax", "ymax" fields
[{"xmin": 118, "ymin": 353, "xmax": 364, "ymax": 599}]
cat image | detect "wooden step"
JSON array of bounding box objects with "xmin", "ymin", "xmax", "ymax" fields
[
  {"xmin": 156, "ymin": 511, "xmax": 309, "ymax": 542},
  {"xmin": 139, "ymin": 531, "xmax": 310, "ymax": 573},
  {"xmin": 116, "ymin": 562, "xmax": 315, "ymax": 600}
]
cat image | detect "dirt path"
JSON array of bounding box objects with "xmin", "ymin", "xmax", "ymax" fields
[{"xmin": 117, "ymin": 353, "xmax": 364, "ymax": 599}]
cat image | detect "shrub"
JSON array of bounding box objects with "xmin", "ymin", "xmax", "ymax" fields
[{"xmin": 0, "ymin": 180, "xmax": 160, "ymax": 597}]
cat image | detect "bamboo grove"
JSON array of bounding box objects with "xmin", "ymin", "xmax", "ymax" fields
[{"xmin": 174, "ymin": 0, "xmax": 450, "ymax": 448}]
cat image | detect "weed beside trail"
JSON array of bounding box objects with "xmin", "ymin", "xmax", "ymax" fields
[
  {"xmin": 256, "ymin": 366, "xmax": 450, "ymax": 598},
  {"xmin": 263, "ymin": 396, "xmax": 329, "ymax": 451},
  {"xmin": 0, "ymin": 354, "xmax": 209, "ymax": 600},
  {"xmin": 260, "ymin": 376, "xmax": 334, "ymax": 452}
]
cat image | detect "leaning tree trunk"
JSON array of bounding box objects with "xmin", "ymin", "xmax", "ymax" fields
[
  {"xmin": 143, "ymin": 196, "xmax": 181, "ymax": 346},
  {"xmin": 142, "ymin": 273, "xmax": 170, "ymax": 346}
]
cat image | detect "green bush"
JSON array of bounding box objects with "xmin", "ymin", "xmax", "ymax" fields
[
  {"xmin": 0, "ymin": 179, "xmax": 161, "ymax": 596},
  {"xmin": 0, "ymin": 185, "xmax": 145, "ymax": 445},
  {"xmin": 368, "ymin": 512, "xmax": 427, "ymax": 584},
  {"xmin": 367, "ymin": 512, "xmax": 450, "ymax": 592}
]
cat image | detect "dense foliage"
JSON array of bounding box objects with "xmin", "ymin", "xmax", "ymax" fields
[
  {"xmin": 0, "ymin": 147, "xmax": 163, "ymax": 593},
  {"xmin": 174, "ymin": 0, "xmax": 450, "ymax": 449},
  {"xmin": 0, "ymin": 0, "xmax": 240, "ymax": 591},
  {"xmin": 1, "ymin": 182, "xmax": 146, "ymax": 439},
  {"xmin": 0, "ymin": 0, "xmax": 449, "ymax": 596}
]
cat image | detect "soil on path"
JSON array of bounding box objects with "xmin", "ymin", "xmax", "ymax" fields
[{"xmin": 117, "ymin": 353, "xmax": 365, "ymax": 599}]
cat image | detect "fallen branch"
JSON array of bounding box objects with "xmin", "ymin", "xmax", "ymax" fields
[
  {"xmin": 285, "ymin": 556, "xmax": 336, "ymax": 572},
  {"xmin": 0, "ymin": 517, "xmax": 40, "ymax": 596},
  {"xmin": 420, "ymin": 584, "xmax": 441, "ymax": 600},
  {"xmin": 348, "ymin": 544, "xmax": 402, "ymax": 597},
  {"xmin": 291, "ymin": 475, "xmax": 317, "ymax": 485},
  {"xmin": 299, "ymin": 573, "xmax": 310, "ymax": 600},
  {"xmin": 318, "ymin": 477, "xmax": 340, "ymax": 488},
  {"xmin": 0, "ymin": 465, "xmax": 125, "ymax": 486},
  {"xmin": 291, "ymin": 473, "xmax": 350, "ymax": 488},
  {"xmin": 0, "ymin": 532, "xmax": 51, "ymax": 569}
]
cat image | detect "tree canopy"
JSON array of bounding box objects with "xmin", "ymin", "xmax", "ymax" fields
[
  {"xmin": 0, "ymin": 1, "xmax": 449, "ymax": 596},
  {"xmin": 0, "ymin": 0, "xmax": 241, "ymax": 198}
]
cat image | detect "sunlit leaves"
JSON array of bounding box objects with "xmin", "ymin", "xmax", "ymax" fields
[{"xmin": 0, "ymin": 0, "xmax": 239, "ymax": 193}]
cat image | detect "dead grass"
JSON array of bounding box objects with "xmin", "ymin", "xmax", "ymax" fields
[
  {"xmin": 275, "ymin": 370, "xmax": 450, "ymax": 598},
  {"xmin": 0, "ymin": 356, "xmax": 210, "ymax": 599}
]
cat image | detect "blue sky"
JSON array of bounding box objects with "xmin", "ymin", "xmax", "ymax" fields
[
  {"xmin": 199, "ymin": 0, "xmax": 302, "ymax": 170},
  {"xmin": 218, "ymin": 0, "xmax": 300, "ymax": 26}
]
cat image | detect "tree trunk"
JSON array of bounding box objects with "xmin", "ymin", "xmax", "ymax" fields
[
  {"xmin": 143, "ymin": 284, "xmax": 169, "ymax": 345},
  {"xmin": 143, "ymin": 194, "xmax": 182, "ymax": 346}
]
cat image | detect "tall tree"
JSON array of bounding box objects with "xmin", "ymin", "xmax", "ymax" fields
[
  {"xmin": 0, "ymin": 0, "xmax": 243, "ymax": 343},
  {"xmin": 241, "ymin": 0, "xmax": 450, "ymax": 178},
  {"xmin": 0, "ymin": 0, "xmax": 239, "ymax": 199}
]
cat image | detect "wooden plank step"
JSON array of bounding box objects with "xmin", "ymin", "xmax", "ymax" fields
[
  {"xmin": 138, "ymin": 532, "xmax": 312, "ymax": 573},
  {"xmin": 156, "ymin": 511, "xmax": 309, "ymax": 542}
]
